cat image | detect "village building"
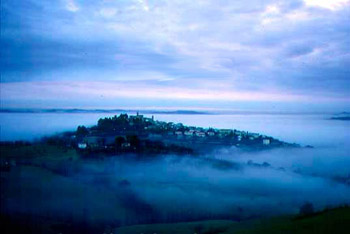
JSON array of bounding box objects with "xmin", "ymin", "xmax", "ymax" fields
[
  {"xmin": 121, "ymin": 142, "xmax": 131, "ymax": 149},
  {"xmin": 206, "ymin": 129, "xmax": 216, "ymax": 136},
  {"xmin": 77, "ymin": 143, "xmax": 87, "ymax": 149},
  {"xmin": 84, "ymin": 136, "xmax": 102, "ymax": 148},
  {"xmin": 195, "ymin": 131, "xmax": 206, "ymax": 137},
  {"xmin": 263, "ymin": 139, "xmax": 271, "ymax": 145},
  {"xmin": 219, "ymin": 129, "xmax": 233, "ymax": 136},
  {"xmin": 174, "ymin": 130, "xmax": 184, "ymax": 139},
  {"xmin": 251, "ymin": 133, "xmax": 260, "ymax": 139},
  {"xmin": 144, "ymin": 115, "xmax": 154, "ymax": 123},
  {"xmin": 129, "ymin": 112, "xmax": 144, "ymax": 123},
  {"xmin": 184, "ymin": 130, "xmax": 195, "ymax": 136}
]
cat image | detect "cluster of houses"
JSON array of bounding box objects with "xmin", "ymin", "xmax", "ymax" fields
[
  {"xmin": 177, "ymin": 129, "xmax": 270, "ymax": 144},
  {"xmin": 77, "ymin": 136, "xmax": 131, "ymax": 150},
  {"xmin": 161, "ymin": 125, "xmax": 271, "ymax": 145},
  {"xmin": 76, "ymin": 113, "xmax": 273, "ymax": 150}
]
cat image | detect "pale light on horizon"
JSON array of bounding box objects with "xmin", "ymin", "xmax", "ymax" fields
[{"xmin": 304, "ymin": 0, "xmax": 350, "ymax": 10}]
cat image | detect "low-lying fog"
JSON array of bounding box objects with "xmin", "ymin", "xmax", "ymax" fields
[
  {"xmin": 2, "ymin": 147, "xmax": 350, "ymax": 226},
  {"xmin": 1, "ymin": 113, "xmax": 349, "ymax": 227}
]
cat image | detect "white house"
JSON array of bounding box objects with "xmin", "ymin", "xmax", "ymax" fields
[
  {"xmin": 195, "ymin": 131, "xmax": 206, "ymax": 137},
  {"xmin": 78, "ymin": 143, "xmax": 87, "ymax": 149},
  {"xmin": 251, "ymin": 133, "xmax": 260, "ymax": 139},
  {"xmin": 263, "ymin": 139, "xmax": 271, "ymax": 145},
  {"xmin": 219, "ymin": 129, "xmax": 232, "ymax": 135},
  {"xmin": 184, "ymin": 130, "xmax": 195, "ymax": 136},
  {"xmin": 207, "ymin": 131, "xmax": 215, "ymax": 136},
  {"xmin": 121, "ymin": 142, "xmax": 131, "ymax": 148}
]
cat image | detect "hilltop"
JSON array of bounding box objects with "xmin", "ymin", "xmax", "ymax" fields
[{"xmin": 40, "ymin": 113, "xmax": 300, "ymax": 156}]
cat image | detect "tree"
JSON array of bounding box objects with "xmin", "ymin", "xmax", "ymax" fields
[
  {"xmin": 299, "ymin": 202, "xmax": 314, "ymax": 216},
  {"xmin": 97, "ymin": 118, "xmax": 113, "ymax": 131},
  {"xmin": 127, "ymin": 135, "xmax": 140, "ymax": 150},
  {"xmin": 115, "ymin": 136, "xmax": 126, "ymax": 147},
  {"xmin": 76, "ymin": 126, "xmax": 88, "ymax": 137}
]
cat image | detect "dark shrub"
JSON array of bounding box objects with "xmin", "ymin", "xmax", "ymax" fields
[{"xmin": 299, "ymin": 202, "xmax": 314, "ymax": 216}]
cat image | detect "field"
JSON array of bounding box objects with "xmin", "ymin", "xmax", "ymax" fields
[{"xmin": 116, "ymin": 206, "xmax": 350, "ymax": 234}]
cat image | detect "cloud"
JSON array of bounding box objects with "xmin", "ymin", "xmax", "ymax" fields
[
  {"xmin": 0, "ymin": 81, "xmax": 315, "ymax": 102},
  {"xmin": 64, "ymin": 0, "xmax": 79, "ymax": 12},
  {"xmin": 2, "ymin": 80, "xmax": 349, "ymax": 114},
  {"xmin": 304, "ymin": 0, "xmax": 350, "ymax": 10},
  {"xmin": 1, "ymin": 0, "xmax": 349, "ymax": 108}
]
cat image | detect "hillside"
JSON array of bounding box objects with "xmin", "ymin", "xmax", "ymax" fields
[{"xmin": 116, "ymin": 206, "xmax": 350, "ymax": 234}]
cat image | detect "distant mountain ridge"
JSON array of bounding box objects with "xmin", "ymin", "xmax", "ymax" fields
[
  {"xmin": 330, "ymin": 112, "xmax": 350, "ymax": 121},
  {"xmin": 0, "ymin": 108, "xmax": 210, "ymax": 115},
  {"xmin": 1, "ymin": 108, "xmax": 340, "ymax": 115}
]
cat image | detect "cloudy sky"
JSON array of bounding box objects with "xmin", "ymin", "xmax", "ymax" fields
[{"xmin": 1, "ymin": 0, "xmax": 349, "ymax": 111}]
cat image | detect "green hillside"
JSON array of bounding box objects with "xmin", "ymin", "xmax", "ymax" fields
[{"xmin": 116, "ymin": 206, "xmax": 350, "ymax": 234}]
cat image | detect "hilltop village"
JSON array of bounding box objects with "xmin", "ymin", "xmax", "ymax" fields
[{"xmin": 66, "ymin": 113, "xmax": 298, "ymax": 155}]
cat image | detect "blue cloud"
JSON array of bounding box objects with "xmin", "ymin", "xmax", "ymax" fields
[{"xmin": 1, "ymin": 0, "xmax": 349, "ymax": 108}]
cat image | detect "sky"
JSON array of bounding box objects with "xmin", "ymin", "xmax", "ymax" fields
[{"xmin": 1, "ymin": 0, "xmax": 350, "ymax": 111}]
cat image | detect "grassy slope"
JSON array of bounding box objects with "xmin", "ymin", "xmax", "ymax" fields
[
  {"xmin": 1, "ymin": 145, "xmax": 132, "ymax": 233},
  {"xmin": 116, "ymin": 207, "xmax": 350, "ymax": 234},
  {"xmin": 116, "ymin": 220, "xmax": 237, "ymax": 234},
  {"xmin": 0, "ymin": 143, "xmax": 79, "ymax": 161},
  {"xmin": 2, "ymin": 144, "xmax": 350, "ymax": 233}
]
